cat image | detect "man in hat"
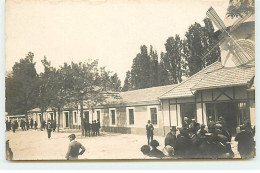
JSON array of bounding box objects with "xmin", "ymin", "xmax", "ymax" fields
[
  {"xmin": 146, "ymin": 120, "xmax": 154, "ymax": 145},
  {"xmin": 46, "ymin": 120, "xmax": 53, "ymax": 139},
  {"xmin": 235, "ymin": 125, "xmax": 255, "ymax": 158},
  {"xmin": 65, "ymin": 134, "xmax": 86, "ymax": 160},
  {"xmin": 164, "ymin": 126, "xmax": 177, "ymax": 149}
]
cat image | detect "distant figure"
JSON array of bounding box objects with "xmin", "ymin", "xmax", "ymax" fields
[
  {"xmin": 97, "ymin": 119, "xmax": 101, "ymax": 136},
  {"xmin": 235, "ymin": 125, "xmax": 255, "ymax": 158},
  {"xmin": 146, "ymin": 120, "xmax": 154, "ymax": 145},
  {"xmin": 46, "ymin": 121, "xmax": 53, "ymax": 139},
  {"xmin": 65, "ymin": 134, "xmax": 86, "ymax": 160},
  {"xmin": 26, "ymin": 121, "xmax": 29, "ymax": 130},
  {"xmin": 6, "ymin": 140, "xmax": 13, "ymax": 160},
  {"xmin": 30, "ymin": 119, "xmax": 33, "ymax": 129},
  {"xmin": 164, "ymin": 126, "xmax": 177, "ymax": 148},
  {"xmin": 140, "ymin": 145, "xmax": 150, "ymax": 158},
  {"xmin": 148, "ymin": 140, "xmax": 165, "ymax": 158},
  {"xmin": 52, "ymin": 120, "xmax": 57, "ymax": 132},
  {"xmin": 84, "ymin": 120, "xmax": 91, "ymax": 137},
  {"xmin": 42, "ymin": 120, "xmax": 46, "ymax": 131},
  {"xmin": 34, "ymin": 121, "xmax": 38, "ymax": 130},
  {"xmin": 11, "ymin": 121, "xmax": 16, "ymax": 133},
  {"xmin": 207, "ymin": 116, "xmax": 215, "ymax": 133},
  {"xmin": 5, "ymin": 120, "xmax": 9, "ymax": 131},
  {"xmin": 182, "ymin": 117, "xmax": 189, "ymax": 130},
  {"xmin": 92, "ymin": 120, "xmax": 97, "ymax": 136},
  {"xmin": 14, "ymin": 120, "xmax": 18, "ymax": 130}
]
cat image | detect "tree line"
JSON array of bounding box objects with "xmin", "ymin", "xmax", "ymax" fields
[
  {"xmin": 6, "ymin": 53, "xmax": 121, "ymax": 134},
  {"xmin": 122, "ymin": 18, "xmax": 221, "ymax": 91}
]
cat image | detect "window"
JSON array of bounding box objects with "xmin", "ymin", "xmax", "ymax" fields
[
  {"xmin": 96, "ymin": 110, "xmax": 100, "ymax": 121},
  {"xmin": 150, "ymin": 108, "xmax": 158, "ymax": 125},
  {"xmin": 73, "ymin": 111, "xmax": 77, "ymax": 124},
  {"xmin": 128, "ymin": 109, "xmax": 134, "ymax": 125},
  {"xmin": 50, "ymin": 113, "xmax": 54, "ymax": 121},
  {"xmin": 111, "ymin": 110, "xmax": 115, "ymax": 125}
]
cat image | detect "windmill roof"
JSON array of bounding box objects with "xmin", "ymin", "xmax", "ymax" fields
[{"xmin": 160, "ymin": 61, "xmax": 254, "ymax": 99}]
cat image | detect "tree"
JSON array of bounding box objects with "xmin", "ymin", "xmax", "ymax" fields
[
  {"xmin": 110, "ymin": 73, "xmax": 121, "ymax": 92},
  {"xmin": 183, "ymin": 19, "xmax": 220, "ymax": 76},
  {"xmin": 36, "ymin": 57, "xmax": 56, "ymax": 129},
  {"xmin": 158, "ymin": 57, "xmax": 171, "ymax": 86},
  {"xmin": 130, "ymin": 45, "xmax": 151, "ymax": 89},
  {"xmin": 100, "ymin": 67, "xmax": 121, "ymax": 92},
  {"xmin": 61, "ymin": 60, "xmax": 106, "ymax": 136},
  {"xmin": 227, "ymin": 0, "xmax": 254, "ymax": 18},
  {"xmin": 122, "ymin": 71, "xmax": 132, "ymax": 91},
  {"xmin": 5, "ymin": 52, "xmax": 39, "ymax": 119},
  {"xmin": 161, "ymin": 35, "xmax": 183, "ymax": 84},
  {"xmin": 149, "ymin": 46, "xmax": 159, "ymax": 87}
]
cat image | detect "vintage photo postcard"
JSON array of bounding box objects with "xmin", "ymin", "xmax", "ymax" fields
[{"xmin": 5, "ymin": 0, "xmax": 255, "ymax": 160}]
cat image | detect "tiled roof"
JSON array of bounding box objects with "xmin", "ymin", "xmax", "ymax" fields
[
  {"xmin": 160, "ymin": 61, "xmax": 255, "ymax": 99},
  {"xmin": 191, "ymin": 64, "xmax": 255, "ymax": 91},
  {"xmin": 104, "ymin": 84, "xmax": 177, "ymax": 106}
]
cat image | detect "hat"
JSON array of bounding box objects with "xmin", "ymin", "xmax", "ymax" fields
[
  {"xmin": 184, "ymin": 117, "xmax": 189, "ymax": 121},
  {"xmin": 68, "ymin": 134, "xmax": 76, "ymax": 139},
  {"xmin": 147, "ymin": 120, "xmax": 151, "ymax": 123},
  {"xmin": 192, "ymin": 119, "xmax": 196, "ymax": 121},
  {"xmin": 215, "ymin": 124, "xmax": 223, "ymax": 129},
  {"xmin": 170, "ymin": 126, "xmax": 177, "ymax": 132}
]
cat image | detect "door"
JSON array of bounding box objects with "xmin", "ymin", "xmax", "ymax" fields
[{"xmin": 64, "ymin": 112, "xmax": 69, "ymax": 128}]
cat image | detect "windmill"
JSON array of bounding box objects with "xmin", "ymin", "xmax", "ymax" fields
[{"xmin": 201, "ymin": 6, "xmax": 255, "ymax": 67}]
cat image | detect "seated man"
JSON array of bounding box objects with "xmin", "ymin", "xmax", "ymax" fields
[{"xmin": 148, "ymin": 140, "xmax": 165, "ymax": 159}]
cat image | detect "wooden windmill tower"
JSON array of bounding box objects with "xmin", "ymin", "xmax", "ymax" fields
[{"xmin": 202, "ymin": 6, "xmax": 255, "ymax": 67}]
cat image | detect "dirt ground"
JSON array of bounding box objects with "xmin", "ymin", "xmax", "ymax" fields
[{"xmin": 5, "ymin": 129, "xmax": 241, "ymax": 160}]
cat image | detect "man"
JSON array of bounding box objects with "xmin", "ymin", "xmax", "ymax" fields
[
  {"xmin": 65, "ymin": 134, "xmax": 86, "ymax": 160},
  {"xmin": 30, "ymin": 119, "xmax": 33, "ymax": 129},
  {"xmin": 96, "ymin": 119, "xmax": 101, "ymax": 136},
  {"xmin": 46, "ymin": 121, "xmax": 52, "ymax": 139},
  {"xmin": 235, "ymin": 125, "xmax": 255, "ymax": 158},
  {"xmin": 148, "ymin": 140, "xmax": 165, "ymax": 158},
  {"xmin": 11, "ymin": 121, "xmax": 16, "ymax": 133},
  {"xmin": 182, "ymin": 117, "xmax": 189, "ymax": 130},
  {"xmin": 84, "ymin": 120, "xmax": 91, "ymax": 137},
  {"xmin": 34, "ymin": 121, "xmax": 38, "ymax": 130},
  {"xmin": 164, "ymin": 126, "xmax": 177, "ymax": 148},
  {"xmin": 207, "ymin": 116, "xmax": 216, "ymax": 133},
  {"xmin": 175, "ymin": 128, "xmax": 192, "ymax": 158},
  {"xmin": 146, "ymin": 120, "xmax": 154, "ymax": 145}
]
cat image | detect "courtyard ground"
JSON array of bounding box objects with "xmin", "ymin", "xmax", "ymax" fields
[{"xmin": 5, "ymin": 129, "xmax": 241, "ymax": 160}]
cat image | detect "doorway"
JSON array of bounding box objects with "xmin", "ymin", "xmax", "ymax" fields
[
  {"xmin": 64, "ymin": 112, "xmax": 69, "ymax": 128},
  {"xmin": 84, "ymin": 111, "xmax": 89, "ymax": 122}
]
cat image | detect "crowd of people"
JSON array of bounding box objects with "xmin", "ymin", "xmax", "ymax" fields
[
  {"xmin": 5, "ymin": 118, "xmax": 56, "ymax": 134},
  {"xmin": 142, "ymin": 116, "xmax": 255, "ymax": 159},
  {"xmin": 83, "ymin": 119, "xmax": 101, "ymax": 137}
]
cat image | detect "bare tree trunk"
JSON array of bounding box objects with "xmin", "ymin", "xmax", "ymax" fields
[
  {"xmin": 57, "ymin": 107, "xmax": 61, "ymax": 132},
  {"xmin": 80, "ymin": 103, "xmax": 84, "ymax": 136}
]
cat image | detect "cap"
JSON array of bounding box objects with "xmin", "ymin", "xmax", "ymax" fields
[{"xmin": 68, "ymin": 134, "xmax": 76, "ymax": 139}]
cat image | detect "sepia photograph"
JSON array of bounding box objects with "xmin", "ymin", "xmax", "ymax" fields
[{"xmin": 5, "ymin": 0, "xmax": 255, "ymax": 161}]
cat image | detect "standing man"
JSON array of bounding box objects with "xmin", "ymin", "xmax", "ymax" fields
[
  {"xmin": 146, "ymin": 120, "xmax": 154, "ymax": 145},
  {"xmin": 164, "ymin": 126, "xmax": 177, "ymax": 149},
  {"xmin": 11, "ymin": 121, "xmax": 16, "ymax": 133},
  {"xmin": 65, "ymin": 134, "xmax": 86, "ymax": 160},
  {"xmin": 46, "ymin": 121, "xmax": 53, "ymax": 139},
  {"xmin": 30, "ymin": 119, "xmax": 33, "ymax": 129},
  {"xmin": 97, "ymin": 119, "xmax": 100, "ymax": 136},
  {"xmin": 34, "ymin": 121, "xmax": 38, "ymax": 130},
  {"xmin": 207, "ymin": 116, "xmax": 216, "ymax": 133}
]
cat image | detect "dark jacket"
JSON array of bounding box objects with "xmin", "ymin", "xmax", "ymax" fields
[
  {"xmin": 164, "ymin": 132, "xmax": 177, "ymax": 148},
  {"xmin": 146, "ymin": 123, "xmax": 154, "ymax": 136},
  {"xmin": 148, "ymin": 148, "xmax": 165, "ymax": 158}
]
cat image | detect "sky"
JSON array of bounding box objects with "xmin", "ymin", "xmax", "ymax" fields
[{"xmin": 5, "ymin": 0, "xmax": 230, "ymax": 82}]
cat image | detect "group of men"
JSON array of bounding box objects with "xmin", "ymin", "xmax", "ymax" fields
[
  {"xmin": 83, "ymin": 119, "xmax": 101, "ymax": 137},
  {"xmin": 145, "ymin": 116, "xmax": 255, "ymax": 159}
]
